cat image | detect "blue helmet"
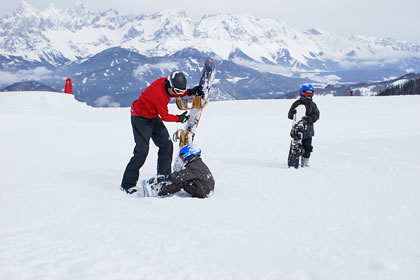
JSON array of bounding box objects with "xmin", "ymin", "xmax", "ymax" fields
[
  {"xmin": 179, "ymin": 144, "xmax": 201, "ymax": 162},
  {"xmin": 299, "ymin": 84, "xmax": 314, "ymax": 98}
]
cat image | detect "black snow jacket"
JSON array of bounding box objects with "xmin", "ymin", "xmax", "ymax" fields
[
  {"xmin": 288, "ymin": 97, "xmax": 320, "ymax": 139},
  {"xmin": 160, "ymin": 157, "xmax": 215, "ymax": 198}
]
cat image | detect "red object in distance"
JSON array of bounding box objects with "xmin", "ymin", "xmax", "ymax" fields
[{"xmin": 64, "ymin": 77, "xmax": 73, "ymax": 94}]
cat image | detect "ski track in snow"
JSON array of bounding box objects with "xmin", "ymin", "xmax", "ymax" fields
[{"xmin": 1, "ymin": 92, "xmax": 420, "ymax": 279}]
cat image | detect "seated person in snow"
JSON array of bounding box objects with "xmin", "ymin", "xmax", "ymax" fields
[{"xmin": 147, "ymin": 144, "xmax": 215, "ymax": 198}]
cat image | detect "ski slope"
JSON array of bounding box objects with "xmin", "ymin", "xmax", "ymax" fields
[{"xmin": 1, "ymin": 91, "xmax": 419, "ymax": 280}]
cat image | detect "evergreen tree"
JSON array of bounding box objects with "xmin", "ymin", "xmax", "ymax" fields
[{"xmin": 378, "ymin": 77, "xmax": 420, "ymax": 96}]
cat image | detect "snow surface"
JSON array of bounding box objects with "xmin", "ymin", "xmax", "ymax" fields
[{"xmin": 1, "ymin": 91, "xmax": 420, "ymax": 279}]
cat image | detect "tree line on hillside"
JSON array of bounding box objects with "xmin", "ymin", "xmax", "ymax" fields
[{"xmin": 378, "ymin": 77, "xmax": 420, "ymax": 96}]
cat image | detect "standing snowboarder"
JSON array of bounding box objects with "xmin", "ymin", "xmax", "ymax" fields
[
  {"xmin": 121, "ymin": 71, "xmax": 200, "ymax": 194},
  {"xmin": 288, "ymin": 84, "xmax": 320, "ymax": 167},
  {"xmin": 143, "ymin": 144, "xmax": 215, "ymax": 198}
]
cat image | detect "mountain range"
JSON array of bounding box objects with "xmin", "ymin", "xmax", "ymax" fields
[
  {"xmin": 0, "ymin": 80, "xmax": 59, "ymax": 92},
  {"xmin": 1, "ymin": 1, "xmax": 420, "ymax": 106}
]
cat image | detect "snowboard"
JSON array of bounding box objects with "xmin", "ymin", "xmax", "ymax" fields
[
  {"xmin": 172, "ymin": 56, "xmax": 216, "ymax": 171},
  {"xmin": 287, "ymin": 114, "xmax": 306, "ymax": 169}
]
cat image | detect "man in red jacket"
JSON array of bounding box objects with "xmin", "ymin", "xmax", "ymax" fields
[{"xmin": 121, "ymin": 71, "xmax": 200, "ymax": 194}]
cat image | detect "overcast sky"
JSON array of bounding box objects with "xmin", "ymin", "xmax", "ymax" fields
[{"xmin": 1, "ymin": 0, "xmax": 419, "ymax": 44}]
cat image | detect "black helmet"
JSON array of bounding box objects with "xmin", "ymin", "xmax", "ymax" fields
[{"xmin": 167, "ymin": 71, "xmax": 187, "ymax": 95}]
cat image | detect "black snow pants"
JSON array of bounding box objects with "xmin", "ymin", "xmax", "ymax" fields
[
  {"xmin": 121, "ymin": 115, "xmax": 173, "ymax": 190},
  {"xmin": 302, "ymin": 137, "xmax": 313, "ymax": 159}
]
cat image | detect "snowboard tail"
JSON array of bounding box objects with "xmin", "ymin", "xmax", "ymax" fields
[{"xmin": 288, "ymin": 141, "xmax": 303, "ymax": 169}]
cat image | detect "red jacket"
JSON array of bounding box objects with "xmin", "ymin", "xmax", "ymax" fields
[{"xmin": 131, "ymin": 77, "xmax": 188, "ymax": 122}]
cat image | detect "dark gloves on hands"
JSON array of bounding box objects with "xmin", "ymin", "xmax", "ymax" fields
[
  {"xmin": 302, "ymin": 116, "xmax": 312, "ymax": 124},
  {"xmin": 187, "ymin": 85, "xmax": 201, "ymax": 96},
  {"xmin": 177, "ymin": 111, "xmax": 189, "ymax": 123}
]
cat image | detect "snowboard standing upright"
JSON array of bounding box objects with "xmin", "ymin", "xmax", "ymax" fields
[
  {"xmin": 172, "ymin": 56, "xmax": 216, "ymax": 171},
  {"xmin": 287, "ymin": 114, "xmax": 307, "ymax": 169}
]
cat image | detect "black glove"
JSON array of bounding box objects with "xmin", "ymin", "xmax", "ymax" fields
[
  {"xmin": 187, "ymin": 85, "xmax": 201, "ymax": 96},
  {"xmin": 302, "ymin": 116, "xmax": 311, "ymax": 124},
  {"xmin": 177, "ymin": 111, "xmax": 189, "ymax": 123}
]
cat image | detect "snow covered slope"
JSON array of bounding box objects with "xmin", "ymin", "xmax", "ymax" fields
[{"xmin": 1, "ymin": 92, "xmax": 419, "ymax": 279}]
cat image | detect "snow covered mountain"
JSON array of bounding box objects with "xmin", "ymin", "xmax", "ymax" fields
[
  {"xmin": 0, "ymin": 80, "xmax": 59, "ymax": 92},
  {"xmin": 3, "ymin": 1, "xmax": 420, "ymax": 71},
  {"xmin": 1, "ymin": 1, "xmax": 420, "ymax": 106}
]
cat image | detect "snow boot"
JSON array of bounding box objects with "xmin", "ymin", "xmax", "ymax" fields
[
  {"xmin": 120, "ymin": 185, "xmax": 139, "ymax": 195},
  {"xmin": 301, "ymin": 157, "xmax": 310, "ymax": 168},
  {"xmin": 142, "ymin": 179, "xmax": 167, "ymax": 197}
]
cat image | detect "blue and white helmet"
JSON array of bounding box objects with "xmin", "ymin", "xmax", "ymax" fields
[
  {"xmin": 299, "ymin": 84, "xmax": 314, "ymax": 98},
  {"xmin": 179, "ymin": 144, "xmax": 201, "ymax": 162}
]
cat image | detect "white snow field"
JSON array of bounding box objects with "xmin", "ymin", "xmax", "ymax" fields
[{"xmin": 1, "ymin": 91, "xmax": 420, "ymax": 280}]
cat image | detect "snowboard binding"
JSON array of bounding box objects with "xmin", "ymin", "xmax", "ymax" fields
[
  {"xmin": 172, "ymin": 128, "xmax": 195, "ymax": 147},
  {"xmin": 139, "ymin": 175, "xmax": 170, "ymax": 197},
  {"xmin": 290, "ymin": 120, "xmax": 306, "ymax": 140},
  {"xmin": 176, "ymin": 96, "xmax": 208, "ymax": 110}
]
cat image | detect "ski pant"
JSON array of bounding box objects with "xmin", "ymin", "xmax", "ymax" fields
[
  {"xmin": 121, "ymin": 116, "xmax": 173, "ymax": 190},
  {"xmin": 302, "ymin": 137, "xmax": 313, "ymax": 159},
  {"xmin": 159, "ymin": 181, "xmax": 209, "ymax": 199}
]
